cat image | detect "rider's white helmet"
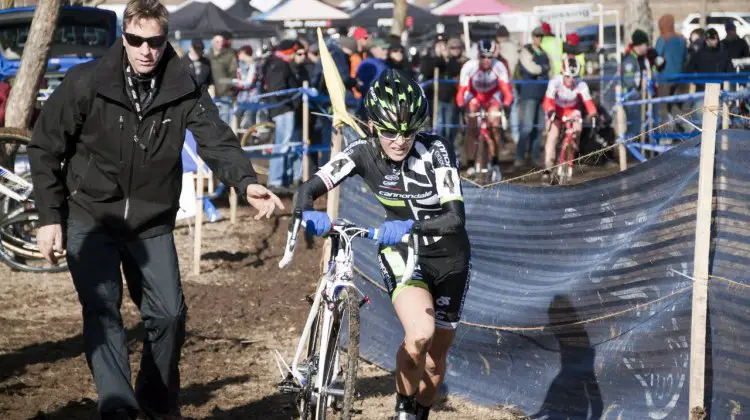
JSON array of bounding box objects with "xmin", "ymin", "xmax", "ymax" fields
[{"xmin": 561, "ymin": 54, "xmax": 581, "ymax": 78}]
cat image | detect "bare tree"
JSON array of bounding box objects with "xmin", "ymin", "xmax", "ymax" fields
[
  {"xmin": 625, "ymin": 0, "xmax": 654, "ymax": 43},
  {"xmin": 4, "ymin": 0, "xmax": 62, "ymax": 129},
  {"xmin": 391, "ymin": 0, "xmax": 407, "ymax": 38}
]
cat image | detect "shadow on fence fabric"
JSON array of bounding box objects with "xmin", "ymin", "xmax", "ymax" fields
[{"xmin": 338, "ymin": 129, "xmax": 750, "ymax": 419}]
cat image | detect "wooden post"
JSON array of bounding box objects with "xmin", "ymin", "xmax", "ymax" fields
[
  {"xmin": 193, "ymin": 164, "xmax": 205, "ymax": 276},
  {"xmin": 688, "ymin": 82, "xmax": 720, "ymax": 417},
  {"xmin": 721, "ymin": 81, "xmax": 730, "ymax": 130},
  {"xmin": 321, "ymin": 123, "xmax": 344, "ymax": 271},
  {"xmin": 302, "ymin": 81, "xmax": 311, "ymax": 182},
  {"xmin": 615, "ymin": 84, "xmax": 627, "ymax": 171},
  {"xmin": 229, "ymin": 187, "xmax": 237, "ymax": 225},
  {"xmin": 432, "ymin": 67, "xmax": 440, "ymax": 133},
  {"xmin": 326, "ymin": 124, "xmax": 343, "ymax": 221}
]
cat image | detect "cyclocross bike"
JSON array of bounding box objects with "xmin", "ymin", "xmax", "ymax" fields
[
  {"xmin": 548, "ymin": 113, "xmax": 596, "ymax": 186},
  {"xmin": 276, "ymin": 211, "xmax": 418, "ymax": 420},
  {"xmin": 0, "ymin": 127, "xmax": 67, "ymax": 273},
  {"xmin": 465, "ymin": 108, "xmax": 506, "ymax": 183}
]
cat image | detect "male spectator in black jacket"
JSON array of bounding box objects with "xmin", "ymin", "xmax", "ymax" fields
[
  {"xmin": 685, "ymin": 28, "xmax": 733, "ymax": 89},
  {"xmin": 721, "ymin": 21, "xmax": 750, "ymax": 62},
  {"xmin": 515, "ymin": 26, "xmax": 551, "ymax": 168},
  {"xmin": 180, "ymin": 38, "xmax": 212, "ymax": 91},
  {"xmin": 27, "ymin": 1, "xmax": 283, "ymax": 419},
  {"xmin": 265, "ymin": 39, "xmax": 303, "ymax": 188},
  {"xmin": 420, "ymin": 34, "xmax": 463, "ymax": 145}
]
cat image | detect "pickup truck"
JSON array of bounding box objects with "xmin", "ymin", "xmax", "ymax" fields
[{"xmin": 0, "ymin": 5, "xmax": 117, "ymax": 89}]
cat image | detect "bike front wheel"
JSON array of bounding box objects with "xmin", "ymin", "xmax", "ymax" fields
[{"xmin": 315, "ymin": 286, "xmax": 360, "ymax": 420}]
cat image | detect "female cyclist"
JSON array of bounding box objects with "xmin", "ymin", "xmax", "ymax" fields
[{"xmin": 293, "ymin": 69, "xmax": 471, "ymax": 420}]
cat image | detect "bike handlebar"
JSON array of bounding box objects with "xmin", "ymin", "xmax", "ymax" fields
[{"xmin": 278, "ymin": 214, "xmax": 419, "ymax": 283}]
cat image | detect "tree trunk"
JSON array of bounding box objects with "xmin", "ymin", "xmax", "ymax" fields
[
  {"xmin": 4, "ymin": 0, "xmax": 62, "ymax": 130},
  {"xmin": 391, "ymin": 0, "xmax": 407, "ymax": 38},
  {"xmin": 625, "ymin": 0, "xmax": 654, "ymax": 44}
]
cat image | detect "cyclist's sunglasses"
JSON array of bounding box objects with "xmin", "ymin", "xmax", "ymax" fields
[
  {"xmin": 124, "ymin": 33, "xmax": 167, "ymax": 49},
  {"xmin": 377, "ymin": 127, "xmax": 417, "ymax": 141}
]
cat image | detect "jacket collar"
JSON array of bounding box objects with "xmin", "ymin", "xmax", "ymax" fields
[{"xmin": 95, "ymin": 38, "xmax": 197, "ymax": 113}]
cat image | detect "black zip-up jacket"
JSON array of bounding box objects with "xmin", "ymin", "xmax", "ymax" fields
[{"xmin": 28, "ymin": 39, "xmax": 257, "ymax": 238}]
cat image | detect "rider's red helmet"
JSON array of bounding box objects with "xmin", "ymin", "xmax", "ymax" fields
[{"xmin": 561, "ymin": 54, "xmax": 581, "ymax": 78}]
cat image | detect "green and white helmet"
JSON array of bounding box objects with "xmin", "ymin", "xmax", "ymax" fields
[{"xmin": 365, "ymin": 69, "xmax": 429, "ymax": 136}]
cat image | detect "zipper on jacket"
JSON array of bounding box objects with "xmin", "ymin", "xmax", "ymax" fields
[
  {"xmin": 119, "ymin": 115, "xmax": 124, "ymax": 162},
  {"xmin": 125, "ymin": 118, "xmax": 143, "ymax": 220}
]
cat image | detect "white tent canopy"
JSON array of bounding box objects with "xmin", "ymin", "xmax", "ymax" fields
[{"xmin": 258, "ymin": 0, "xmax": 349, "ymax": 21}]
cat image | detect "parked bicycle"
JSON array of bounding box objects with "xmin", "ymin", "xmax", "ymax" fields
[
  {"xmin": 0, "ymin": 127, "xmax": 67, "ymax": 272},
  {"xmin": 276, "ymin": 211, "xmax": 417, "ymax": 420}
]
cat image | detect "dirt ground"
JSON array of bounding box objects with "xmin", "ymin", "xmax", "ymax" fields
[{"xmin": 0, "ymin": 194, "xmax": 527, "ymax": 420}]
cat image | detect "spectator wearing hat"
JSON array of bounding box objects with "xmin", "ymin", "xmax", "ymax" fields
[
  {"xmin": 563, "ymin": 32, "xmax": 586, "ymax": 72},
  {"xmin": 265, "ymin": 39, "xmax": 303, "ymax": 189},
  {"xmin": 180, "ymin": 38, "xmax": 213, "ymax": 91},
  {"xmin": 353, "ymin": 27, "xmax": 371, "ymax": 58},
  {"xmin": 655, "ymin": 14, "xmax": 687, "ymax": 119},
  {"xmin": 622, "ymin": 29, "xmax": 658, "ymax": 136},
  {"xmin": 540, "ymin": 21, "xmax": 564, "ymax": 76},
  {"xmin": 387, "ymin": 42, "xmax": 413, "ymax": 79},
  {"xmin": 721, "ymin": 20, "xmax": 750, "ymax": 61},
  {"xmin": 685, "ymin": 28, "xmax": 733, "ymax": 89},
  {"xmin": 420, "ymin": 33, "xmax": 464, "ymax": 145},
  {"xmin": 516, "ymin": 26, "xmax": 551, "ymax": 168},
  {"xmin": 355, "ymin": 37, "xmax": 390, "ymax": 119},
  {"xmin": 495, "ymin": 25, "xmax": 521, "ymax": 145},
  {"xmin": 209, "ymin": 33, "xmax": 238, "ymax": 124}
]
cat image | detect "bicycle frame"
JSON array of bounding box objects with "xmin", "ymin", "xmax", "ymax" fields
[
  {"xmin": 277, "ymin": 214, "xmax": 417, "ymax": 418},
  {"xmin": 466, "ymin": 108, "xmax": 505, "ymax": 178},
  {"xmin": 557, "ymin": 116, "xmax": 582, "ymax": 184},
  {"xmin": 0, "ymin": 165, "xmax": 33, "ymax": 203}
]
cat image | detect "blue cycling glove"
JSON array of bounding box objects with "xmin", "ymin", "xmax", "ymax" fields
[
  {"xmin": 302, "ymin": 211, "xmax": 331, "ymax": 237},
  {"xmin": 378, "ymin": 220, "xmax": 415, "ymax": 246}
]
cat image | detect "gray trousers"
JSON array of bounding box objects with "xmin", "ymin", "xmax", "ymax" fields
[{"xmin": 66, "ymin": 220, "xmax": 187, "ymax": 418}]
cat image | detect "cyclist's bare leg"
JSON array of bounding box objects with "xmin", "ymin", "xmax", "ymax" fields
[
  {"xmin": 487, "ymin": 103, "xmax": 503, "ymax": 164},
  {"xmin": 466, "ymin": 99, "xmax": 482, "ymax": 169},
  {"xmin": 544, "ymin": 120, "xmax": 561, "ymax": 169},
  {"xmin": 393, "ymin": 286, "xmax": 435, "ymax": 397},
  {"xmin": 569, "ymin": 120, "xmax": 583, "ymax": 149},
  {"xmin": 416, "ymin": 327, "xmax": 455, "ymax": 407}
]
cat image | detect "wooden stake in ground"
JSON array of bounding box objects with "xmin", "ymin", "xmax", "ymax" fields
[
  {"xmin": 615, "ymin": 84, "xmax": 628, "ymax": 171},
  {"xmin": 229, "ymin": 187, "xmax": 237, "ymax": 225},
  {"xmin": 321, "ymin": 123, "xmax": 344, "ymax": 272},
  {"xmin": 193, "ymin": 164, "xmax": 205, "ymax": 276},
  {"xmin": 722, "ymin": 81, "xmax": 730, "ymax": 130},
  {"xmin": 4, "ymin": 0, "xmax": 62, "ymax": 130},
  {"xmin": 688, "ymin": 82, "xmax": 720, "ymax": 418}
]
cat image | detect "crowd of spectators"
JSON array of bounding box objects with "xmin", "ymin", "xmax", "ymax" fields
[{"xmin": 175, "ymin": 15, "xmax": 750, "ymax": 189}]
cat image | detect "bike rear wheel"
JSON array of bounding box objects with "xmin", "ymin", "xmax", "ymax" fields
[
  {"xmin": 0, "ymin": 210, "xmax": 67, "ymax": 273},
  {"xmin": 315, "ymin": 287, "xmax": 360, "ymax": 420}
]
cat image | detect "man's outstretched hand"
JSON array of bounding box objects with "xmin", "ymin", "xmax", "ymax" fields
[{"xmin": 245, "ymin": 184, "xmax": 285, "ymax": 220}]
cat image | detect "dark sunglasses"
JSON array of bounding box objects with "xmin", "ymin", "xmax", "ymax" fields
[
  {"xmin": 295, "ymin": 51, "xmax": 306, "ymax": 56},
  {"xmin": 124, "ymin": 33, "xmax": 167, "ymax": 49},
  {"xmin": 377, "ymin": 127, "xmax": 417, "ymax": 141}
]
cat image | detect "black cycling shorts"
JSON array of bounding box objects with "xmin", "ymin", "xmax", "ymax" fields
[{"xmin": 377, "ymin": 238, "xmax": 471, "ymax": 330}]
